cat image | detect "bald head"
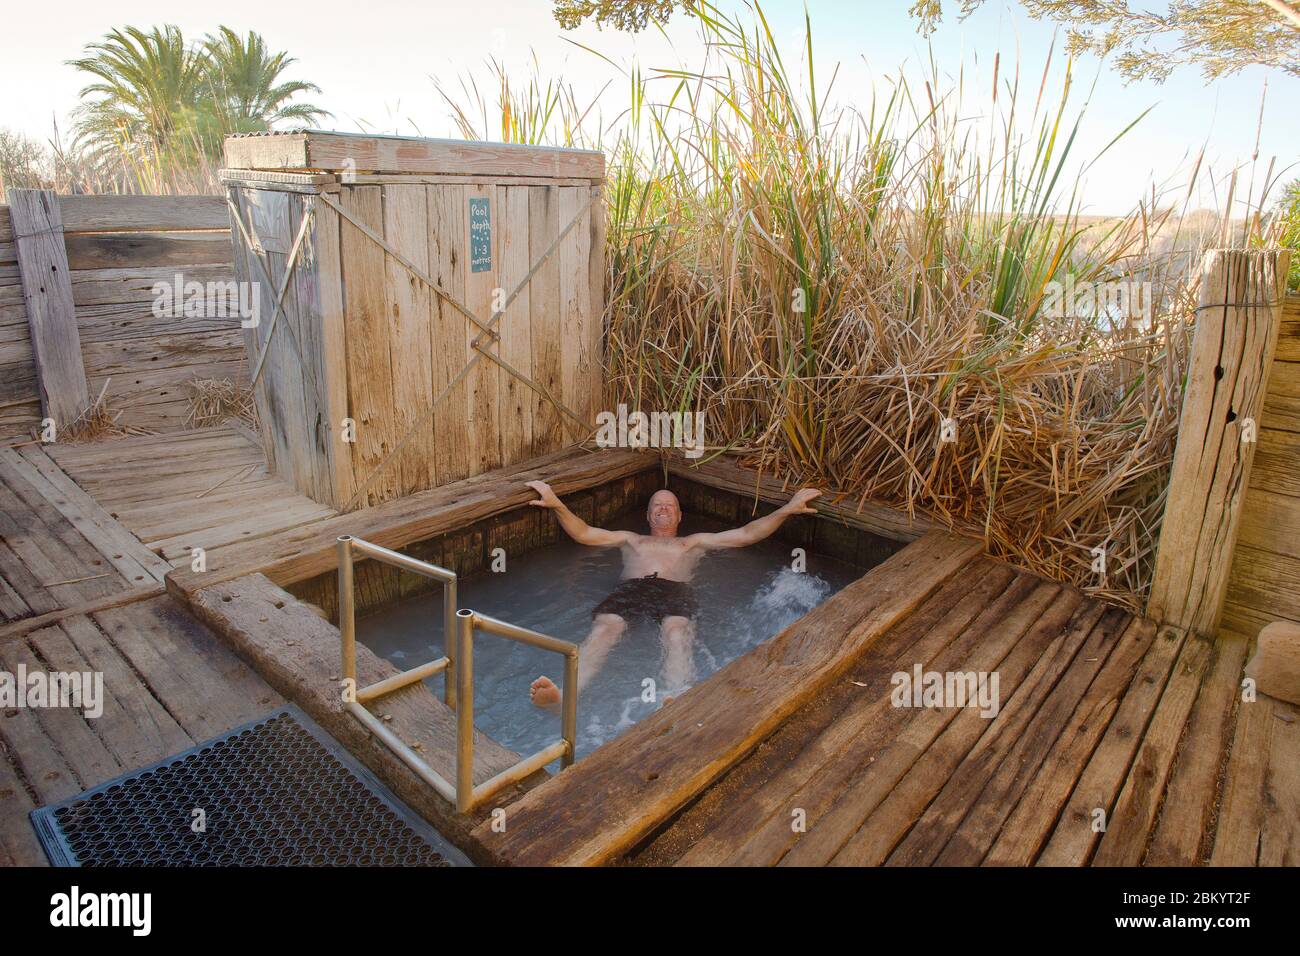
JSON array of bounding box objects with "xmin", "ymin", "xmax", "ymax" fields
[{"xmin": 646, "ymin": 489, "xmax": 682, "ymax": 536}]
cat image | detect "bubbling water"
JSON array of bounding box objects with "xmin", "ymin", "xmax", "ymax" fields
[{"xmin": 359, "ymin": 510, "xmax": 864, "ymax": 763}]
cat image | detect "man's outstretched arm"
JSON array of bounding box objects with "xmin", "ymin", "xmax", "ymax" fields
[
  {"xmin": 527, "ymin": 480, "xmax": 632, "ymax": 547},
  {"xmin": 688, "ymin": 488, "xmax": 821, "ymax": 550}
]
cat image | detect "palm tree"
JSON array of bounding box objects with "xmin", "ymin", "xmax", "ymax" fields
[
  {"xmin": 68, "ymin": 25, "xmax": 210, "ymax": 164},
  {"xmin": 202, "ymin": 27, "xmax": 329, "ymax": 133},
  {"xmin": 68, "ymin": 24, "xmax": 329, "ymax": 184}
]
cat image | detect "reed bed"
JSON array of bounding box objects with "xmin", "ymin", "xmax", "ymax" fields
[{"xmin": 580, "ymin": 4, "xmax": 1286, "ymax": 609}]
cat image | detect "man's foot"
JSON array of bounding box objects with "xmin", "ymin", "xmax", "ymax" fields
[{"xmin": 530, "ymin": 676, "xmax": 561, "ymax": 707}]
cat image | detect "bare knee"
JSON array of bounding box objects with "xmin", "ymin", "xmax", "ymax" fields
[
  {"xmin": 591, "ymin": 613, "xmax": 627, "ymax": 642},
  {"xmin": 660, "ymin": 615, "xmax": 694, "ymax": 647}
]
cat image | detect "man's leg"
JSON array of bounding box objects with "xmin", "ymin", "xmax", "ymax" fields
[
  {"xmin": 530, "ymin": 613, "xmax": 627, "ymax": 707},
  {"xmin": 658, "ymin": 615, "xmax": 696, "ymax": 696}
]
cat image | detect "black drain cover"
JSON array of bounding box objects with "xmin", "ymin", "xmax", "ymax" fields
[{"xmin": 31, "ymin": 706, "xmax": 469, "ymax": 866}]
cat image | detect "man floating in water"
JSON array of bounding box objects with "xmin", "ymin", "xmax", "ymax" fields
[{"xmin": 525, "ymin": 481, "xmax": 821, "ymax": 707}]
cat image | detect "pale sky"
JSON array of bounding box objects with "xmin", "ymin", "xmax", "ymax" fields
[{"xmin": 2, "ymin": 0, "xmax": 1297, "ymax": 215}]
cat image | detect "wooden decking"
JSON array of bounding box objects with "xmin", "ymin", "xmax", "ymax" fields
[
  {"xmin": 477, "ymin": 535, "xmax": 1300, "ymax": 867},
  {"xmin": 0, "ymin": 428, "xmax": 290, "ymax": 864},
  {"xmin": 44, "ymin": 425, "xmax": 336, "ymax": 564},
  {"xmin": 0, "ymin": 594, "xmax": 282, "ymax": 865},
  {"xmin": 1, "ymin": 427, "xmax": 1295, "ymax": 867}
]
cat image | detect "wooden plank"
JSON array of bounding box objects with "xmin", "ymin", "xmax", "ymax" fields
[
  {"xmin": 781, "ymin": 578, "xmax": 1067, "ymax": 867},
  {"xmin": 923, "ymin": 605, "xmax": 1131, "ymax": 865},
  {"xmin": 844, "ymin": 592, "xmax": 1099, "ymax": 867},
  {"xmin": 1210, "ymin": 686, "xmax": 1275, "ymax": 865},
  {"xmin": 464, "ymin": 184, "xmax": 501, "ymax": 476},
  {"xmin": 1275, "ymin": 294, "xmax": 1300, "ymax": 362},
  {"xmin": 230, "ymin": 187, "xmax": 284, "ymax": 476},
  {"xmin": 1258, "ymin": 697, "xmax": 1300, "ymax": 866},
  {"xmin": 29, "ymin": 618, "xmax": 191, "ymax": 772},
  {"xmin": 628, "ymin": 561, "xmax": 1010, "ymax": 865},
  {"xmin": 473, "ymin": 530, "xmax": 986, "ymax": 866},
  {"xmin": 223, "ymin": 130, "xmax": 605, "ymax": 180},
  {"xmin": 150, "ymin": 498, "xmax": 336, "ymax": 560},
  {"xmin": 338, "ymin": 185, "xmax": 399, "ymax": 506},
  {"xmin": 0, "ymin": 746, "xmax": 46, "ymax": 865},
  {"xmin": 164, "ymin": 447, "xmax": 651, "ymax": 593},
  {"xmin": 6, "ymin": 445, "xmax": 171, "ymax": 583},
  {"xmin": 6, "ymin": 189, "xmax": 89, "ymax": 426},
  {"xmin": 585, "ymin": 185, "xmax": 603, "ymax": 426},
  {"xmin": 529, "ymin": 185, "xmax": 563, "ymax": 453},
  {"xmin": 1262, "ymin": 358, "xmax": 1300, "ymax": 429},
  {"xmin": 557, "ymin": 186, "xmax": 592, "ymax": 440},
  {"xmin": 58, "ymin": 195, "xmax": 229, "ymax": 233},
  {"xmin": 182, "ymin": 572, "xmax": 524, "ymax": 853},
  {"xmin": 1148, "ymin": 250, "xmax": 1290, "ymax": 636},
  {"xmin": 69, "ymin": 263, "xmax": 234, "ymax": 309},
  {"xmin": 497, "ymin": 185, "xmax": 533, "ymax": 465},
  {"xmin": 0, "ymin": 467, "xmax": 126, "ymax": 607},
  {"xmin": 93, "ymin": 596, "xmax": 279, "ymax": 740},
  {"xmin": 59, "ymin": 614, "xmax": 194, "ymax": 760},
  {"xmin": 669, "ymin": 455, "xmax": 931, "ymax": 544},
  {"xmin": 349, "ymin": 174, "xmax": 597, "ymax": 187},
  {"xmin": 1084, "ymin": 630, "xmax": 1214, "ymax": 865},
  {"xmin": 1248, "ymin": 426, "xmax": 1300, "ymax": 497},
  {"xmin": 1144, "ymin": 631, "xmax": 1250, "ymax": 865},
  {"xmin": 0, "ymin": 654, "xmax": 85, "ymax": 804},
  {"xmin": 80, "ymin": 329, "xmax": 244, "ymax": 380},
  {"xmin": 0, "ymin": 539, "xmax": 59, "ymax": 620},
  {"xmin": 218, "ymin": 168, "xmax": 337, "ymax": 188},
  {"xmin": 1036, "ymin": 625, "xmax": 1189, "ymax": 865},
  {"xmin": 428, "ymin": 184, "xmax": 471, "ymax": 484},
  {"xmin": 258, "ymin": 193, "xmax": 318, "ymax": 501},
  {"xmin": 64, "ymin": 231, "xmax": 231, "ymax": 271},
  {"xmin": 983, "ymin": 618, "xmax": 1158, "ymax": 865},
  {"xmin": 1225, "ymin": 544, "xmax": 1300, "ymax": 627},
  {"xmin": 382, "ymin": 184, "xmax": 435, "ymax": 494},
  {"xmin": 1236, "ymin": 486, "xmax": 1300, "ymax": 561},
  {"xmin": 0, "ymin": 637, "xmax": 122, "ymax": 789},
  {"xmin": 299, "ymin": 196, "xmax": 354, "ymax": 509},
  {"xmin": 282, "ymin": 194, "xmax": 333, "ymax": 503}
]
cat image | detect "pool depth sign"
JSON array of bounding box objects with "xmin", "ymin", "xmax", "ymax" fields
[{"xmin": 469, "ymin": 196, "xmax": 492, "ymax": 273}]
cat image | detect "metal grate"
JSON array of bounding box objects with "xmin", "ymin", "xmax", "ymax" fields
[{"xmin": 30, "ymin": 706, "xmax": 469, "ymax": 867}]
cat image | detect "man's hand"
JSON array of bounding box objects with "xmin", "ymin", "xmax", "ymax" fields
[
  {"xmin": 783, "ymin": 488, "xmax": 821, "ymax": 515},
  {"xmin": 526, "ymin": 479, "xmax": 562, "ymax": 509}
]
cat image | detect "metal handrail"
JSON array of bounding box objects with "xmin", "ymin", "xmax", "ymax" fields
[
  {"xmin": 454, "ymin": 609, "xmax": 578, "ymax": 812},
  {"xmin": 335, "ymin": 535, "xmax": 578, "ymax": 814}
]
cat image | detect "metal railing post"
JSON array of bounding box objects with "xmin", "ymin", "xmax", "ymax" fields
[
  {"xmin": 337, "ymin": 536, "xmax": 356, "ymax": 689},
  {"xmin": 562, "ymin": 649, "xmax": 579, "ymax": 768},
  {"xmin": 332, "ymin": 536, "xmax": 578, "ymax": 814},
  {"xmin": 444, "ymin": 577, "xmax": 457, "ymax": 710},
  {"xmin": 455, "ymin": 608, "xmax": 476, "ymax": 813}
]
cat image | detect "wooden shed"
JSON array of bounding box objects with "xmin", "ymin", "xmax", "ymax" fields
[{"xmin": 220, "ymin": 130, "xmax": 606, "ymax": 511}]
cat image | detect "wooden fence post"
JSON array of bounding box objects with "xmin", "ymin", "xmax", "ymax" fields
[
  {"xmin": 1147, "ymin": 248, "xmax": 1292, "ymax": 637},
  {"xmin": 7, "ymin": 188, "xmax": 89, "ymax": 429}
]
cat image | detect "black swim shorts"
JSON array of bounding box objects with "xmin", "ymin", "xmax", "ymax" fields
[{"xmin": 592, "ymin": 572, "xmax": 699, "ymax": 623}]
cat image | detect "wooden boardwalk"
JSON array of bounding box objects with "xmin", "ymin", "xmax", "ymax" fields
[
  {"xmin": 477, "ymin": 536, "xmax": 1300, "ymax": 867},
  {"xmin": 0, "ymin": 595, "xmax": 282, "ymax": 865},
  {"xmin": 1, "ymin": 428, "xmax": 1295, "ymax": 867},
  {"xmin": 0, "ymin": 429, "xmax": 289, "ymax": 865},
  {"xmin": 44, "ymin": 425, "xmax": 336, "ymax": 565}
]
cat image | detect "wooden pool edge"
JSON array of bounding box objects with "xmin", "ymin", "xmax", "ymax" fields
[{"xmin": 161, "ymin": 446, "xmax": 944, "ymax": 864}]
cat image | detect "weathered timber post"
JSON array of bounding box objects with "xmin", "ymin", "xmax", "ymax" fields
[
  {"xmin": 1147, "ymin": 248, "xmax": 1292, "ymax": 637},
  {"xmin": 7, "ymin": 188, "xmax": 89, "ymax": 429}
]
